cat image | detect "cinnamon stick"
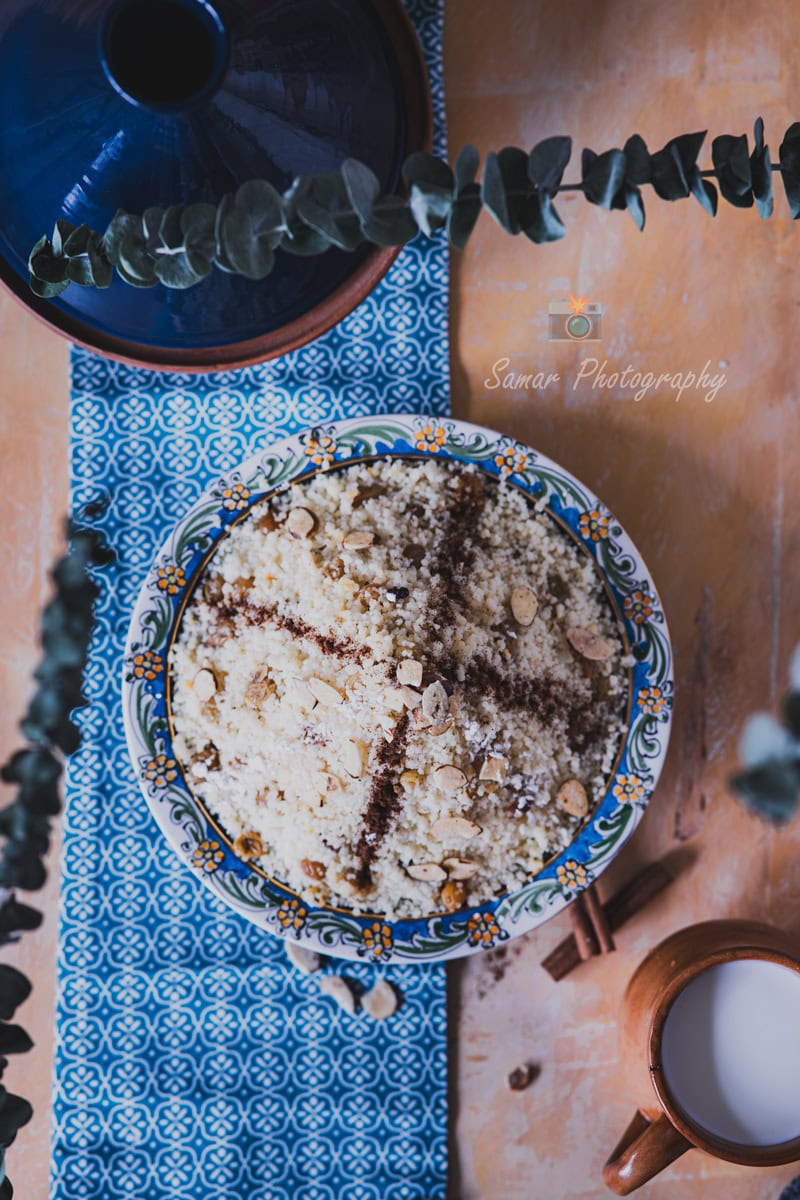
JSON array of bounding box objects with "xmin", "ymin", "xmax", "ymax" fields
[
  {"xmin": 583, "ymin": 882, "xmax": 615, "ymax": 953},
  {"xmin": 541, "ymin": 862, "xmax": 673, "ymax": 982},
  {"xmin": 569, "ymin": 893, "xmax": 599, "ymax": 959}
]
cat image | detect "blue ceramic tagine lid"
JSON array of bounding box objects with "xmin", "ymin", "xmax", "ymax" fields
[{"xmin": 0, "ymin": 0, "xmax": 430, "ymax": 369}]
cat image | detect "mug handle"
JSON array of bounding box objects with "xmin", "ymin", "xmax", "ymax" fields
[{"xmin": 603, "ymin": 1109, "xmax": 690, "ymax": 1195}]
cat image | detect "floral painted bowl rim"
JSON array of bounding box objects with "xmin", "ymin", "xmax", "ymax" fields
[{"xmin": 122, "ymin": 415, "xmax": 674, "ymax": 964}]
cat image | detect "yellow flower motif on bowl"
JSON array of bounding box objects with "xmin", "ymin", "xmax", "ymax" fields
[
  {"xmin": 624, "ymin": 589, "xmax": 654, "ymax": 625},
  {"xmin": 579, "ymin": 509, "xmax": 610, "ymax": 542},
  {"xmin": 556, "ymin": 859, "xmax": 588, "ymax": 890},
  {"xmin": 156, "ymin": 564, "xmax": 186, "ymax": 596},
  {"xmin": 132, "ymin": 650, "xmax": 163, "ymax": 681},
  {"xmin": 362, "ymin": 920, "xmax": 394, "ymax": 959},
  {"xmin": 305, "ymin": 434, "xmax": 337, "ymax": 467},
  {"xmin": 493, "ymin": 446, "xmax": 527, "ymax": 478},
  {"xmin": 466, "ymin": 913, "xmax": 501, "ymax": 948},
  {"xmin": 613, "ymin": 774, "xmax": 645, "ymax": 804},
  {"xmin": 144, "ymin": 753, "xmax": 178, "ymax": 788},
  {"xmin": 192, "ymin": 839, "xmax": 225, "ymax": 873},
  {"xmin": 222, "ymin": 483, "xmax": 251, "ymax": 511},
  {"xmin": 637, "ymin": 686, "xmax": 668, "ymax": 716},
  {"xmin": 415, "ymin": 424, "xmax": 446, "ymax": 454},
  {"xmin": 278, "ymin": 898, "xmax": 308, "ymax": 932}
]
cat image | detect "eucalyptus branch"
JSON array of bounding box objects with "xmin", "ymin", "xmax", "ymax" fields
[
  {"xmin": 732, "ymin": 646, "xmax": 800, "ymax": 822},
  {"xmin": 28, "ymin": 117, "xmax": 800, "ymax": 298},
  {"xmin": 0, "ymin": 512, "xmax": 111, "ymax": 1198}
]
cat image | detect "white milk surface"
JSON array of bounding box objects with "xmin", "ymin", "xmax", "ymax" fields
[{"xmin": 661, "ymin": 959, "xmax": 800, "ymax": 1146}]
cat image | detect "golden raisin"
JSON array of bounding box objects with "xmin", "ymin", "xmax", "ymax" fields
[
  {"xmin": 301, "ymin": 858, "xmax": 327, "ymax": 881},
  {"xmin": 234, "ymin": 831, "xmax": 264, "ymax": 860},
  {"xmin": 440, "ymin": 880, "xmax": 467, "ymax": 913}
]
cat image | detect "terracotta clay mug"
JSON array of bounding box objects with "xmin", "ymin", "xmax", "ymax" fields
[{"xmin": 604, "ymin": 919, "xmax": 800, "ymax": 1194}]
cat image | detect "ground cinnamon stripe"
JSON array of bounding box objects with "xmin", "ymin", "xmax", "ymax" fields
[
  {"xmin": 355, "ymin": 712, "xmax": 411, "ymax": 887},
  {"xmin": 219, "ymin": 599, "xmax": 365, "ymax": 662}
]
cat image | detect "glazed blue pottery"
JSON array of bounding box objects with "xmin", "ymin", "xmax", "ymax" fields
[{"xmin": 0, "ymin": 0, "xmax": 431, "ymax": 369}]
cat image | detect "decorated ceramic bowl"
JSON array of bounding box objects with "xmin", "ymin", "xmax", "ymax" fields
[{"xmin": 122, "ymin": 416, "xmax": 673, "ymax": 962}]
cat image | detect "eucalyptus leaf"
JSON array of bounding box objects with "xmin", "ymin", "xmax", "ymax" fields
[
  {"xmin": 87, "ymin": 238, "xmax": 113, "ymax": 289},
  {"xmin": 362, "ymin": 195, "xmax": 417, "ymax": 246},
  {"xmin": 118, "ymin": 234, "xmax": 157, "ymax": 285},
  {"xmin": 0, "ymin": 971, "xmax": 30, "ymax": 1023},
  {"xmin": 690, "ymin": 169, "xmax": 718, "ymax": 217},
  {"xmin": 153, "ymin": 248, "xmax": 211, "ymax": 289},
  {"xmin": 454, "ymin": 143, "xmax": 479, "ymax": 191},
  {"xmin": 447, "ymin": 185, "xmax": 482, "ymax": 250},
  {"xmin": 750, "ymin": 117, "xmax": 773, "ymax": 219},
  {"xmin": 221, "ymin": 208, "xmax": 276, "ymax": 278},
  {"xmin": 408, "ymin": 181, "xmax": 452, "ymax": 236},
  {"xmin": 624, "ymin": 134, "xmax": 652, "ymax": 186},
  {"xmin": 29, "ymin": 276, "xmax": 70, "ymax": 299},
  {"xmin": 0, "ymin": 898, "xmax": 42, "ymax": 941},
  {"xmin": 0, "ymin": 1094, "xmax": 32, "ymax": 1144},
  {"xmin": 402, "ymin": 150, "xmax": 454, "ymax": 194},
  {"xmin": 341, "ymin": 158, "xmax": 380, "ymax": 225},
  {"xmin": 28, "ymin": 252, "xmax": 67, "ymax": 285},
  {"xmin": 650, "ymin": 133, "xmax": 707, "ymax": 200},
  {"xmin": 0, "ymin": 1028, "xmax": 32, "ymax": 1058},
  {"xmin": 625, "ymin": 184, "xmax": 645, "ymax": 230},
  {"xmin": 158, "ymin": 205, "xmax": 184, "ymax": 249},
  {"xmin": 711, "ymin": 134, "xmax": 754, "ymax": 208},
  {"xmin": 142, "ymin": 206, "xmax": 165, "ymax": 251},
  {"xmin": 528, "ymin": 136, "xmax": 572, "ymax": 195},
  {"xmin": 295, "ymin": 172, "xmax": 362, "ymax": 251},
  {"xmin": 731, "ymin": 759, "xmax": 800, "ymax": 822},
  {"xmin": 213, "ymin": 194, "xmax": 238, "ymax": 273},
  {"xmin": 102, "ymin": 210, "xmax": 139, "ymax": 265},
  {"xmin": 779, "ymin": 123, "xmax": 800, "ymax": 218},
  {"xmin": 51, "ymin": 219, "xmax": 75, "ymax": 258},
  {"xmin": 482, "ymin": 147, "xmax": 533, "ymax": 234},
  {"xmin": 784, "ymin": 693, "xmax": 800, "ymax": 740},
  {"xmin": 180, "ymin": 203, "xmax": 216, "ymax": 255},
  {"xmin": 581, "ymin": 148, "xmax": 626, "ymax": 209},
  {"xmin": 62, "ymin": 224, "xmax": 91, "ymax": 257}
]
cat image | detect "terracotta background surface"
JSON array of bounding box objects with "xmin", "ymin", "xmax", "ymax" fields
[{"xmin": 1, "ymin": 1, "xmax": 799, "ymax": 1196}]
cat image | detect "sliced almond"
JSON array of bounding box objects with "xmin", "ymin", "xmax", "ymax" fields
[
  {"xmin": 557, "ymin": 778, "xmax": 589, "ymax": 818},
  {"xmin": 443, "ymin": 857, "xmax": 480, "ymax": 880},
  {"xmin": 233, "ymin": 831, "xmax": 263, "ymax": 859},
  {"xmin": 318, "ymin": 974, "xmax": 357, "ymax": 1015},
  {"xmin": 399, "ymin": 769, "xmax": 422, "ymax": 788},
  {"xmin": 193, "ymin": 668, "xmax": 217, "ymax": 703},
  {"xmin": 432, "ymin": 816, "xmax": 482, "ymax": 841},
  {"xmin": 421, "ymin": 680, "xmax": 449, "ymax": 725},
  {"xmin": 479, "ymin": 755, "xmax": 509, "ymax": 783},
  {"xmin": 244, "ymin": 672, "xmax": 276, "ymax": 708},
  {"xmin": 398, "ymin": 685, "xmax": 422, "ymax": 710},
  {"xmin": 308, "ymin": 677, "xmax": 343, "ymax": 707},
  {"xmin": 342, "ymin": 529, "xmax": 376, "ymax": 550},
  {"xmin": 433, "ymin": 764, "xmax": 467, "ymax": 793},
  {"xmin": 397, "ymin": 659, "xmax": 424, "ymax": 688},
  {"xmin": 428, "ymin": 717, "xmax": 454, "ymax": 737},
  {"xmin": 412, "ymin": 707, "xmax": 432, "ymax": 730},
  {"xmin": 511, "ymin": 586, "xmax": 538, "ymax": 627},
  {"xmin": 441, "ymin": 880, "xmax": 467, "ymax": 912},
  {"xmin": 285, "ymin": 676, "xmax": 313, "ymax": 707},
  {"xmin": 287, "ymin": 507, "xmax": 318, "ymax": 539},
  {"xmin": 567, "ymin": 626, "xmax": 614, "ymax": 661},
  {"xmin": 406, "ymin": 862, "xmax": 447, "ymax": 882},
  {"xmin": 361, "ymin": 978, "xmax": 397, "ymax": 1021},
  {"xmin": 342, "ymin": 739, "xmax": 364, "ymax": 779},
  {"xmin": 286, "ymin": 940, "xmax": 322, "ymax": 974}
]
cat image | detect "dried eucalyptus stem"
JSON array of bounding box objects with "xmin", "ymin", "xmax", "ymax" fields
[
  {"xmin": 733, "ymin": 647, "xmax": 800, "ymax": 822},
  {"xmin": 28, "ymin": 117, "xmax": 800, "ymax": 298},
  {"xmin": 0, "ymin": 514, "xmax": 111, "ymax": 1197}
]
